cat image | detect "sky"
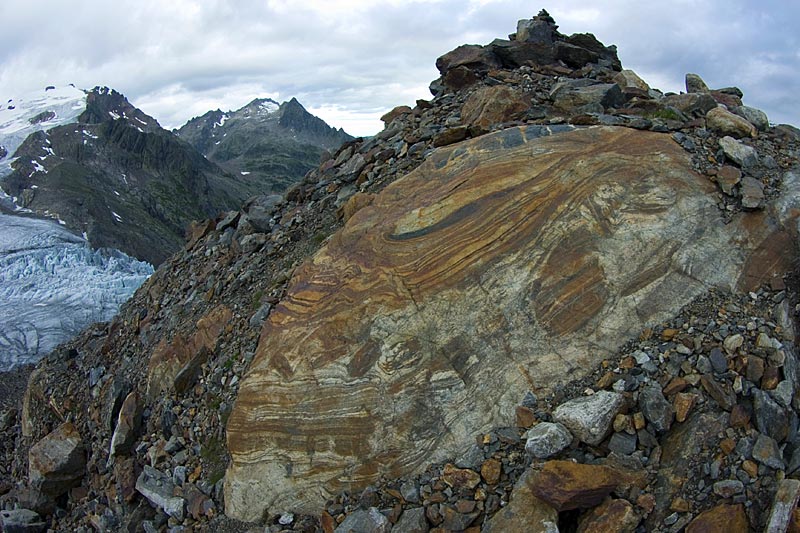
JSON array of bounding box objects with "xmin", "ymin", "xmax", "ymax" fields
[{"xmin": 1, "ymin": 1, "xmax": 798, "ymax": 137}]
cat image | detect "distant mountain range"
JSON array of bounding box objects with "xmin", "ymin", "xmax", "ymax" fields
[
  {"xmin": 177, "ymin": 97, "xmax": 353, "ymax": 193},
  {"xmin": 1, "ymin": 87, "xmax": 352, "ymax": 265}
]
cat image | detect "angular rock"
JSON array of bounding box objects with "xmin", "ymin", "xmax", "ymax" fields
[
  {"xmin": 553, "ymin": 83, "xmax": 625, "ymax": 112},
  {"xmin": 109, "ymin": 391, "xmax": 142, "ymax": 458},
  {"xmin": 706, "ymin": 107, "xmax": 757, "ymax": 139},
  {"xmin": 0, "ymin": 509, "xmax": 47, "ymax": 533},
  {"xmin": 577, "ymin": 498, "xmax": 640, "ymax": 533},
  {"xmin": 608, "ymin": 431, "xmax": 637, "ymax": 455},
  {"xmin": 147, "ymin": 305, "xmax": 232, "ymax": 399},
  {"xmin": 435, "ymin": 44, "xmax": 500, "ymax": 76},
  {"xmin": 524, "ymin": 422, "xmax": 573, "ymax": 458},
  {"xmin": 614, "ymin": 70, "xmax": 650, "ymax": 91},
  {"xmin": 712, "ymin": 479, "xmax": 744, "ymax": 498},
  {"xmin": 225, "ymin": 126, "xmax": 800, "ymax": 519},
  {"xmin": 639, "ymin": 383, "xmax": 674, "ymax": 433},
  {"xmin": 481, "ymin": 458, "xmax": 502, "ymax": 485},
  {"xmin": 715, "ymin": 165, "xmax": 741, "ymax": 195},
  {"xmin": 461, "ymin": 85, "xmax": 530, "ymax": 130},
  {"xmin": 381, "ymin": 105, "xmax": 413, "ymax": 125},
  {"xmin": 488, "ymin": 39, "xmax": 557, "ymax": 69},
  {"xmin": 440, "ymin": 504, "xmax": 478, "ymax": 530},
  {"xmin": 753, "ymin": 389, "xmax": 789, "ymax": 442},
  {"xmin": 740, "ymin": 176, "xmax": 765, "ymax": 209},
  {"xmin": 135, "ymin": 466, "xmax": 186, "ymax": 521},
  {"xmin": 483, "ymin": 469, "xmax": 558, "ymax": 533},
  {"xmin": 753, "ymin": 433, "xmax": 785, "ymax": 470},
  {"xmin": 334, "ymin": 507, "xmax": 390, "ymax": 533},
  {"xmin": 662, "ymin": 93, "xmax": 717, "ymax": 117},
  {"xmin": 392, "ymin": 507, "xmax": 429, "ymax": 533},
  {"xmin": 733, "ymin": 105, "xmax": 769, "ymax": 132},
  {"xmin": 516, "ymin": 18, "xmax": 556, "ymax": 44},
  {"xmin": 432, "ymin": 126, "xmax": 469, "ymax": 147},
  {"xmin": 673, "ymin": 392, "xmax": 697, "ymax": 423},
  {"xmin": 554, "ymin": 391, "xmax": 624, "ymax": 446},
  {"xmin": 28, "ymin": 422, "xmax": 86, "ymax": 497},
  {"xmin": 555, "ymin": 41, "xmax": 599, "ymax": 68},
  {"xmin": 531, "ymin": 461, "xmax": 620, "ymax": 512},
  {"xmin": 718, "ymin": 136, "xmax": 758, "ymax": 168},
  {"xmin": 685, "ymin": 73, "xmax": 710, "ymax": 93},
  {"xmin": 685, "ymin": 503, "xmax": 747, "ymax": 533},
  {"xmin": 765, "ymin": 479, "xmax": 800, "ymax": 533}
]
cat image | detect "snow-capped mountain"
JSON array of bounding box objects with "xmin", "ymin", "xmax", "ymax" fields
[
  {"xmin": 0, "ymin": 213, "xmax": 152, "ymax": 369},
  {"xmin": 0, "ymin": 86, "xmax": 251, "ymax": 265},
  {"xmin": 177, "ymin": 97, "xmax": 353, "ymax": 192}
]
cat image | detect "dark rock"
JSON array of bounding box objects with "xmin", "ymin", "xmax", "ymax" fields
[
  {"xmin": 700, "ymin": 375, "xmax": 735, "ymax": 411},
  {"xmin": 432, "ymin": 126, "xmax": 468, "ymax": 147},
  {"xmin": 483, "ymin": 470, "xmax": 558, "ymax": 532},
  {"xmin": 752, "ymin": 433, "xmax": 785, "ymax": 470},
  {"xmin": 685, "ymin": 503, "xmax": 747, "ymax": 533},
  {"xmin": 440, "ymin": 504, "xmax": 478, "ymax": 531},
  {"xmin": 709, "ymin": 347, "xmax": 728, "ymax": 373},
  {"xmin": 577, "ymin": 498, "xmax": 640, "ymax": 533},
  {"xmin": 753, "ymin": 389, "xmax": 789, "ymax": 442},
  {"xmin": 488, "ymin": 39, "xmax": 557, "ymax": 68},
  {"xmin": 608, "ymin": 431, "xmax": 637, "ymax": 455},
  {"xmin": 639, "ymin": 383, "xmax": 674, "ymax": 433},
  {"xmin": 685, "ymin": 73, "xmax": 710, "ymax": 93},
  {"xmin": 554, "ymin": 41, "xmax": 599, "ymax": 68},
  {"xmin": 0, "ymin": 509, "xmax": 47, "ymax": 533},
  {"xmin": 109, "ymin": 391, "xmax": 142, "ymax": 457},
  {"xmin": 662, "ymin": 93, "xmax": 717, "ymax": 117}
]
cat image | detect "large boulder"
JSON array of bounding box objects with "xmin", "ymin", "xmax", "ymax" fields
[
  {"xmin": 225, "ymin": 125, "xmax": 800, "ymax": 520},
  {"xmin": 461, "ymin": 85, "xmax": 531, "ymax": 130},
  {"xmin": 28, "ymin": 422, "xmax": 86, "ymax": 497}
]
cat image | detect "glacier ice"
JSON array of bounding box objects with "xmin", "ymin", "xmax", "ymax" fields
[{"xmin": 0, "ymin": 213, "xmax": 152, "ymax": 370}]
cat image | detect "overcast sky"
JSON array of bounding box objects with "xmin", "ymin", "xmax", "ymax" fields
[{"xmin": 1, "ymin": 1, "xmax": 797, "ymax": 137}]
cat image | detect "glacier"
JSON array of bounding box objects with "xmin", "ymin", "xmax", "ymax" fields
[{"xmin": 0, "ymin": 213, "xmax": 153, "ymax": 370}]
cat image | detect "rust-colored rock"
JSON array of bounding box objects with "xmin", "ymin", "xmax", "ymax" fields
[
  {"xmin": 461, "ymin": 85, "xmax": 530, "ymax": 130},
  {"xmin": 483, "ymin": 470, "xmax": 558, "ymax": 533},
  {"xmin": 381, "ymin": 105, "xmax": 413, "ymax": 125},
  {"xmin": 531, "ymin": 461, "xmax": 620, "ymax": 512},
  {"xmin": 225, "ymin": 125, "xmax": 800, "ymax": 520},
  {"xmin": 480, "ymin": 458, "xmax": 502, "ymax": 485},
  {"xmin": 339, "ymin": 192, "xmax": 375, "ymax": 222},
  {"xmin": 577, "ymin": 498, "xmax": 640, "ymax": 533},
  {"xmin": 441, "ymin": 463, "xmax": 481, "ymax": 490},
  {"xmin": 685, "ymin": 503, "xmax": 748, "ymax": 533},
  {"xmin": 147, "ymin": 305, "xmax": 232, "ymax": 399}
]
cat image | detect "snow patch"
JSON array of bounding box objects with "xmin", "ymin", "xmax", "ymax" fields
[
  {"xmin": 214, "ymin": 113, "xmax": 229, "ymax": 128},
  {"xmin": 0, "ymin": 85, "xmax": 86, "ymax": 178},
  {"xmin": 30, "ymin": 160, "xmax": 46, "ymax": 175},
  {"xmin": 82, "ymin": 129, "xmax": 98, "ymax": 139},
  {"xmin": 111, "ymin": 211, "xmax": 123, "ymax": 222},
  {"xmin": 259, "ymin": 101, "xmax": 279, "ymax": 114},
  {"xmin": 109, "ymin": 111, "xmax": 121, "ymax": 120},
  {"xmin": 240, "ymin": 171, "xmax": 250, "ymax": 175}
]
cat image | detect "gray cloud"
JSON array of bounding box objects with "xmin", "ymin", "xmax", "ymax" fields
[{"xmin": 1, "ymin": 1, "xmax": 797, "ymax": 136}]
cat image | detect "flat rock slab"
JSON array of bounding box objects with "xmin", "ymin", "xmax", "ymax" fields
[
  {"xmin": 225, "ymin": 125, "xmax": 800, "ymax": 520},
  {"xmin": 530, "ymin": 460, "xmax": 620, "ymax": 511}
]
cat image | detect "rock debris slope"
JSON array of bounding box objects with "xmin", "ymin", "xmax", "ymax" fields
[{"xmin": 3, "ymin": 9, "xmax": 800, "ymax": 533}]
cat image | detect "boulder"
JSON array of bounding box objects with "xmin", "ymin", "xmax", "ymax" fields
[
  {"xmin": 461, "ymin": 85, "xmax": 530, "ymax": 130},
  {"xmin": 135, "ymin": 466, "xmax": 186, "ymax": 521},
  {"xmin": 733, "ymin": 105, "xmax": 770, "ymax": 132},
  {"xmin": 225, "ymin": 126, "xmax": 800, "ymax": 520},
  {"xmin": 109, "ymin": 391, "xmax": 142, "ymax": 457},
  {"xmin": 662, "ymin": 93, "xmax": 717, "ymax": 117},
  {"xmin": 531, "ymin": 461, "xmax": 620, "ymax": 511},
  {"xmin": 740, "ymin": 176, "xmax": 765, "ymax": 210},
  {"xmin": 577, "ymin": 498, "xmax": 640, "ymax": 533},
  {"xmin": 516, "ymin": 18, "xmax": 556, "ymax": 44},
  {"xmin": 0, "ymin": 509, "xmax": 47, "ymax": 533},
  {"xmin": 381, "ymin": 105, "xmax": 413, "ymax": 125},
  {"xmin": 614, "ymin": 70, "xmax": 650, "ymax": 92},
  {"xmin": 392, "ymin": 507, "xmax": 429, "ymax": 533},
  {"xmin": 525, "ymin": 422, "xmax": 573, "ymax": 458},
  {"xmin": 146, "ymin": 305, "xmax": 232, "ymax": 399},
  {"xmin": 685, "ymin": 73, "xmax": 710, "ymax": 93},
  {"xmin": 766, "ymin": 479, "xmax": 800, "ymax": 532},
  {"xmin": 685, "ymin": 503, "xmax": 748, "ymax": 533},
  {"xmin": 718, "ymin": 136, "xmax": 758, "ymax": 168},
  {"xmin": 555, "ymin": 41, "xmax": 600, "ymax": 68},
  {"xmin": 334, "ymin": 508, "xmax": 390, "ymax": 533},
  {"xmin": 28, "ymin": 422, "xmax": 86, "ymax": 497},
  {"xmin": 552, "ymin": 83, "xmax": 626, "ymax": 112},
  {"xmin": 435, "ymin": 44, "xmax": 500, "ymax": 76},
  {"xmin": 488, "ymin": 39, "xmax": 557, "ymax": 68},
  {"xmin": 706, "ymin": 107, "xmax": 757, "ymax": 138},
  {"xmin": 553, "ymin": 391, "xmax": 624, "ymax": 445}
]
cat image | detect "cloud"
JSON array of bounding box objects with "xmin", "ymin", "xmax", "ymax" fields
[{"xmin": 0, "ymin": 0, "xmax": 798, "ymax": 136}]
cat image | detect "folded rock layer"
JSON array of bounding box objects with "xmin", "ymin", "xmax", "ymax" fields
[{"xmin": 225, "ymin": 125, "xmax": 798, "ymax": 520}]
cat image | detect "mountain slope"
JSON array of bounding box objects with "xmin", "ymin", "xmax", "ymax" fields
[
  {"xmin": 0, "ymin": 87, "xmax": 256, "ymax": 265},
  {"xmin": 177, "ymin": 97, "xmax": 353, "ymax": 193}
]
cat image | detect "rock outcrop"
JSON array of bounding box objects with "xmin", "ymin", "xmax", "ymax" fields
[{"xmin": 225, "ymin": 123, "xmax": 799, "ymax": 518}]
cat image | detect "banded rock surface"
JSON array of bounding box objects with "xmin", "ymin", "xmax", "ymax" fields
[{"xmin": 225, "ymin": 124, "xmax": 800, "ymax": 520}]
